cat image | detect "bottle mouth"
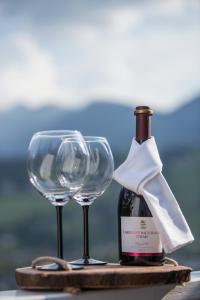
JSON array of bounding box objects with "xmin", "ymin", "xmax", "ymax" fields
[{"xmin": 134, "ymin": 106, "xmax": 153, "ymax": 115}]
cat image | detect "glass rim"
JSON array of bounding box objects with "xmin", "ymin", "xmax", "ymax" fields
[
  {"xmin": 60, "ymin": 136, "xmax": 86, "ymax": 142},
  {"xmin": 82, "ymin": 136, "xmax": 108, "ymax": 142},
  {"xmin": 33, "ymin": 130, "xmax": 81, "ymax": 137},
  {"xmin": 61, "ymin": 136, "xmax": 108, "ymax": 143}
]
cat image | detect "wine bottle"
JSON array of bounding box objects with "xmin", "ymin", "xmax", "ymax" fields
[{"xmin": 118, "ymin": 106, "xmax": 164, "ymax": 265}]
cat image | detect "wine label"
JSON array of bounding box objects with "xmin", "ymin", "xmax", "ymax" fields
[{"xmin": 121, "ymin": 217, "xmax": 162, "ymax": 256}]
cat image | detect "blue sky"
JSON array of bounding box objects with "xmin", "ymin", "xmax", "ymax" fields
[{"xmin": 0, "ymin": 0, "xmax": 199, "ymax": 112}]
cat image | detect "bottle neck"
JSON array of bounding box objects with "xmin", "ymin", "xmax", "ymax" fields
[{"xmin": 135, "ymin": 114, "xmax": 151, "ymax": 144}]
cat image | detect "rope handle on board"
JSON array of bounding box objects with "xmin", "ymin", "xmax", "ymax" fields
[
  {"xmin": 163, "ymin": 257, "xmax": 179, "ymax": 266},
  {"xmin": 32, "ymin": 256, "xmax": 72, "ymax": 271}
]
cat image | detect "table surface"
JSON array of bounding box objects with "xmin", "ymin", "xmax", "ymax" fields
[{"xmin": 0, "ymin": 271, "xmax": 199, "ymax": 300}]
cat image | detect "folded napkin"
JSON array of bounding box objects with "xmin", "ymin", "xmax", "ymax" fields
[{"xmin": 113, "ymin": 137, "xmax": 194, "ymax": 253}]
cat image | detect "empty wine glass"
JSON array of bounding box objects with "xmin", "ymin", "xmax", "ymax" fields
[
  {"xmin": 27, "ymin": 130, "xmax": 89, "ymax": 270},
  {"xmin": 58, "ymin": 136, "xmax": 114, "ymax": 265}
]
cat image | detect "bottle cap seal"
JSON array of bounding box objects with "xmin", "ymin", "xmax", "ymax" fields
[{"xmin": 134, "ymin": 106, "xmax": 153, "ymax": 115}]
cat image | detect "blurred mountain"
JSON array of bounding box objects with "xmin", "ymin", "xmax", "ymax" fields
[{"xmin": 0, "ymin": 96, "xmax": 199, "ymax": 157}]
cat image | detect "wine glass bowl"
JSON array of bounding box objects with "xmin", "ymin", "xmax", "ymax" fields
[
  {"xmin": 74, "ymin": 137, "xmax": 114, "ymax": 206},
  {"xmin": 28, "ymin": 130, "xmax": 86, "ymax": 206}
]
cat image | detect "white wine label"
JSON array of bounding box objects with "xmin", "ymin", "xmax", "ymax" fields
[{"xmin": 121, "ymin": 217, "xmax": 162, "ymax": 256}]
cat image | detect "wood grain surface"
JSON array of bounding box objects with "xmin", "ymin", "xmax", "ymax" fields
[{"xmin": 15, "ymin": 264, "xmax": 192, "ymax": 291}]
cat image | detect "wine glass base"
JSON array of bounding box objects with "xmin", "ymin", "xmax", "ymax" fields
[
  {"xmin": 71, "ymin": 258, "xmax": 107, "ymax": 266},
  {"xmin": 37, "ymin": 263, "xmax": 83, "ymax": 271}
]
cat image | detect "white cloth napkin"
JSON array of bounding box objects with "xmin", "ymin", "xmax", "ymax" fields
[{"xmin": 113, "ymin": 137, "xmax": 194, "ymax": 253}]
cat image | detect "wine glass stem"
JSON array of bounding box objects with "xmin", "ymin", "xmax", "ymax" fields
[
  {"xmin": 83, "ymin": 205, "xmax": 90, "ymax": 260},
  {"xmin": 56, "ymin": 206, "xmax": 63, "ymax": 259}
]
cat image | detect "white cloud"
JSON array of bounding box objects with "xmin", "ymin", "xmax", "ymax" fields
[
  {"xmin": 107, "ymin": 7, "xmax": 143, "ymax": 34},
  {"xmin": 0, "ymin": 34, "xmax": 69, "ymax": 108},
  {"xmin": 56, "ymin": 11, "xmax": 200, "ymax": 111},
  {"xmin": 0, "ymin": 0, "xmax": 199, "ymax": 111}
]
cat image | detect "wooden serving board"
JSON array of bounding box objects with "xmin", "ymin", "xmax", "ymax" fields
[{"xmin": 16, "ymin": 264, "xmax": 191, "ymax": 291}]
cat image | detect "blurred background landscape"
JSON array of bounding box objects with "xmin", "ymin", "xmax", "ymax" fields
[{"xmin": 0, "ymin": 0, "xmax": 199, "ymax": 290}]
